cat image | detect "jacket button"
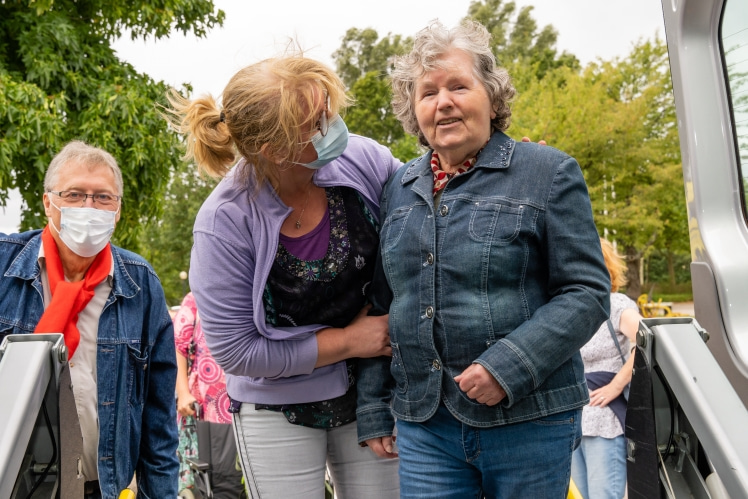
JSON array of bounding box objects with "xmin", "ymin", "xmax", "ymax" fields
[
  {"xmin": 425, "ymin": 306, "xmax": 434, "ymax": 318},
  {"xmin": 432, "ymin": 359, "xmax": 441, "ymax": 370},
  {"xmin": 426, "ymin": 253, "xmax": 434, "ymax": 265},
  {"xmin": 439, "ymin": 205, "xmax": 449, "ymax": 216}
]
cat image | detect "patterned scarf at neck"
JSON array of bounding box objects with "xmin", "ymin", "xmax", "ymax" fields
[
  {"xmin": 430, "ymin": 151, "xmax": 478, "ymax": 196},
  {"xmin": 34, "ymin": 226, "xmax": 112, "ymax": 358}
]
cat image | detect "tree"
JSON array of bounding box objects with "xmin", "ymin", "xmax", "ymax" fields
[
  {"xmin": 639, "ymin": 162, "xmax": 690, "ymax": 288},
  {"xmin": 0, "ymin": 0, "xmax": 224, "ymax": 251},
  {"xmin": 332, "ymin": 28, "xmax": 422, "ymax": 161},
  {"xmin": 140, "ymin": 163, "xmax": 217, "ymax": 306},
  {"xmin": 594, "ymin": 38, "xmax": 686, "ymax": 297},
  {"xmin": 332, "ymin": 4, "xmax": 687, "ymax": 296},
  {"xmin": 511, "ymin": 38, "xmax": 686, "ymax": 298},
  {"xmin": 333, "ymin": 0, "xmax": 576, "ymax": 161},
  {"xmin": 333, "ymin": 28, "xmax": 411, "ymax": 89},
  {"xmin": 465, "ymin": 0, "xmax": 579, "ymax": 79}
]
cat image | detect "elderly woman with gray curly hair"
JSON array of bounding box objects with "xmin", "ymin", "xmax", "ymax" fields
[{"xmin": 356, "ymin": 19, "xmax": 611, "ymax": 498}]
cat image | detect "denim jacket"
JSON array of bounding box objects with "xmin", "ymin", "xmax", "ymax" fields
[
  {"xmin": 357, "ymin": 132, "xmax": 610, "ymax": 442},
  {"xmin": 0, "ymin": 230, "xmax": 178, "ymax": 499}
]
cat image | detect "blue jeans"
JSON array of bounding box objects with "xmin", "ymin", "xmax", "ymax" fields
[
  {"xmin": 571, "ymin": 435, "xmax": 627, "ymax": 499},
  {"xmin": 397, "ymin": 404, "xmax": 581, "ymax": 499}
]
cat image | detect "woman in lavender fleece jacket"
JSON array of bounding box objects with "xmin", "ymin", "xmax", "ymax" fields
[{"xmin": 165, "ymin": 55, "xmax": 401, "ymax": 498}]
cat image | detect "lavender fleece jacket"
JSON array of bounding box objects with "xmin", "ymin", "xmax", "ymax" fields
[{"xmin": 190, "ymin": 134, "xmax": 401, "ymax": 404}]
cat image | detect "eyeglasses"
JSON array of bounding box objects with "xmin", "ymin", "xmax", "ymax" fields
[
  {"xmin": 314, "ymin": 93, "xmax": 330, "ymax": 137},
  {"xmin": 48, "ymin": 190, "xmax": 121, "ymax": 208}
]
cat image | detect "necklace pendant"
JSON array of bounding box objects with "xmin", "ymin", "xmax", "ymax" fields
[{"xmin": 295, "ymin": 220, "xmax": 301, "ymax": 229}]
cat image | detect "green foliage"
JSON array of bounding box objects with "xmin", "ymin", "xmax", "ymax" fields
[
  {"xmin": 333, "ymin": 28, "xmax": 411, "ymax": 89},
  {"xmin": 333, "ymin": 1, "xmax": 688, "ymax": 292},
  {"xmin": 335, "ymin": 0, "xmax": 578, "ymax": 154},
  {"xmin": 333, "ymin": 29, "xmax": 413, "ymax": 156},
  {"xmin": 140, "ymin": 163, "xmax": 218, "ymax": 306},
  {"xmin": 3, "ymin": 0, "xmax": 692, "ymax": 296},
  {"xmin": 465, "ymin": 0, "xmax": 580, "ymax": 78},
  {"xmin": 0, "ymin": 0, "xmax": 223, "ymax": 252},
  {"xmin": 345, "ymin": 72, "xmax": 405, "ymax": 146},
  {"xmin": 511, "ymin": 37, "xmax": 687, "ymax": 294},
  {"xmin": 644, "ymin": 247, "xmax": 692, "ymax": 286}
]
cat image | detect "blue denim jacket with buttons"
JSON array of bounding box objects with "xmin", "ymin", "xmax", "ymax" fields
[
  {"xmin": 357, "ymin": 132, "xmax": 610, "ymax": 443},
  {"xmin": 0, "ymin": 229, "xmax": 178, "ymax": 498}
]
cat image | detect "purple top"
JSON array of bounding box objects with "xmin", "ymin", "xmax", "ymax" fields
[
  {"xmin": 279, "ymin": 207, "xmax": 330, "ymax": 261},
  {"xmin": 190, "ymin": 134, "xmax": 402, "ymax": 404}
]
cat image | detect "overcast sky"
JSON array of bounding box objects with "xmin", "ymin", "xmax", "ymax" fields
[
  {"xmin": 110, "ymin": 0, "xmax": 667, "ymax": 99},
  {"xmin": 0, "ymin": 0, "xmax": 666, "ymax": 233}
]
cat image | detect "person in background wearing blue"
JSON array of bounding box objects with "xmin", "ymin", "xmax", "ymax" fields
[
  {"xmin": 571, "ymin": 238, "xmax": 642, "ymax": 499},
  {"xmin": 0, "ymin": 141, "xmax": 178, "ymax": 498},
  {"xmin": 357, "ymin": 20, "xmax": 611, "ymax": 498},
  {"xmin": 164, "ymin": 54, "xmax": 400, "ymax": 498}
]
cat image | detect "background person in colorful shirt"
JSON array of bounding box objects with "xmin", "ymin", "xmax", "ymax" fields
[{"xmin": 174, "ymin": 291, "xmax": 241, "ymax": 497}]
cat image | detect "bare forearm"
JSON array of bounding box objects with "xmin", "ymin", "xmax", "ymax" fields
[
  {"xmin": 175, "ymin": 351, "xmax": 190, "ymax": 398},
  {"xmin": 314, "ymin": 307, "xmax": 391, "ymax": 367},
  {"xmin": 611, "ymin": 354, "xmax": 634, "ymax": 393},
  {"xmin": 315, "ymin": 327, "xmax": 354, "ymax": 367}
]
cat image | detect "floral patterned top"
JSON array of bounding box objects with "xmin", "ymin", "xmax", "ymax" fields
[
  {"xmin": 579, "ymin": 292, "xmax": 638, "ymax": 438},
  {"xmin": 256, "ymin": 187, "xmax": 378, "ymax": 428},
  {"xmin": 173, "ymin": 292, "xmax": 231, "ymax": 424}
]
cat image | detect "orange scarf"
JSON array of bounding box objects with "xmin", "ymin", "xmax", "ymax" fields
[{"xmin": 34, "ymin": 226, "xmax": 112, "ymax": 359}]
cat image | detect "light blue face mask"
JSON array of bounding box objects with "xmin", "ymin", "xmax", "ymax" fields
[{"xmin": 301, "ymin": 115, "xmax": 349, "ymax": 170}]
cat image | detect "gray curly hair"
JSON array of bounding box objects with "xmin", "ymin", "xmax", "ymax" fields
[{"xmin": 390, "ymin": 19, "xmax": 516, "ymax": 148}]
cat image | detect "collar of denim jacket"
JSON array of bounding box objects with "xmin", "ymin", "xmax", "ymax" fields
[{"xmin": 401, "ymin": 131, "xmax": 515, "ymax": 184}]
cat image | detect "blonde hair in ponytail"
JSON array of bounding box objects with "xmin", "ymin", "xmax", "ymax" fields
[
  {"xmin": 164, "ymin": 90, "xmax": 236, "ymax": 178},
  {"xmin": 163, "ymin": 54, "xmax": 350, "ymax": 192}
]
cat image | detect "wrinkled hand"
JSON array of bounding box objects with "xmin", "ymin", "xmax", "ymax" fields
[
  {"xmin": 589, "ymin": 384, "xmax": 623, "ymax": 408},
  {"xmin": 364, "ymin": 436, "xmax": 398, "ymax": 459},
  {"xmin": 177, "ymin": 392, "xmax": 197, "ymax": 417},
  {"xmin": 454, "ymin": 364, "xmax": 506, "ymax": 406},
  {"xmin": 521, "ymin": 136, "xmax": 547, "ymax": 146},
  {"xmin": 345, "ymin": 304, "xmax": 392, "ymax": 358}
]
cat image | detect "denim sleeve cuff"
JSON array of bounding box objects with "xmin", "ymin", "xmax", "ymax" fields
[
  {"xmin": 475, "ymin": 338, "xmax": 538, "ymax": 408},
  {"xmin": 356, "ymin": 404, "xmax": 395, "ymax": 444}
]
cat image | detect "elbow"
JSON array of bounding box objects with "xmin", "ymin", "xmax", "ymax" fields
[
  {"xmin": 211, "ymin": 341, "xmax": 304, "ymax": 379},
  {"xmin": 216, "ymin": 347, "xmax": 282, "ymax": 379}
]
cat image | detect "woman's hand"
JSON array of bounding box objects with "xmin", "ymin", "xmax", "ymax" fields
[
  {"xmin": 176, "ymin": 391, "xmax": 198, "ymax": 417},
  {"xmin": 589, "ymin": 383, "xmax": 625, "ymax": 408},
  {"xmin": 521, "ymin": 136, "xmax": 547, "ymax": 146},
  {"xmin": 315, "ymin": 304, "xmax": 391, "ymax": 367},
  {"xmin": 364, "ymin": 436, "xmax": 399, "ymax": 459},
  {"xmin": 589, "ymin": 309, "xmax": 641, "ymax": 408},
  {"xmin": 343, "ymin": 304, "xmax": 392, "ymax": 359},
  {"xmin": 454, "ymin": 363, "xmax": 506, "ymax": 406}
]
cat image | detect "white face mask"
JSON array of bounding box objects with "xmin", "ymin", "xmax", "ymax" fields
[{"xmin": 49, "ymin": 199, "xmax": 117, "ymax": 257}]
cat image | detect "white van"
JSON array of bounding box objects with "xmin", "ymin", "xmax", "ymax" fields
[{"xmin": 627, "ymin": 0, "xmax": 748, "ymax": 497}]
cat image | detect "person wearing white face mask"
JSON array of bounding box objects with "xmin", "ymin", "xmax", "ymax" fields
[
  {"xmin": 0, "ymin": 140, "xmax": 179, "ymax": 498},
  {"xmin": 164, "ymin": 54, "xmax": 401, "ymax": 498},
  {"xmin": 47, "ymin": 191, "xmax": 118, "ymax": 258}
]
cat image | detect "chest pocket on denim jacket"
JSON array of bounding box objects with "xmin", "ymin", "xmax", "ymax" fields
[
  {"xmin": 381, "ymin": 205, "xmax": 416, "ymax": 250},
  {"xmin": 468, "ymin": 202, "xmax": 523, "ymax": 244},
  {"xmin": 127, "ymin": 343, "xmax": 149, "ymax": 405}
]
